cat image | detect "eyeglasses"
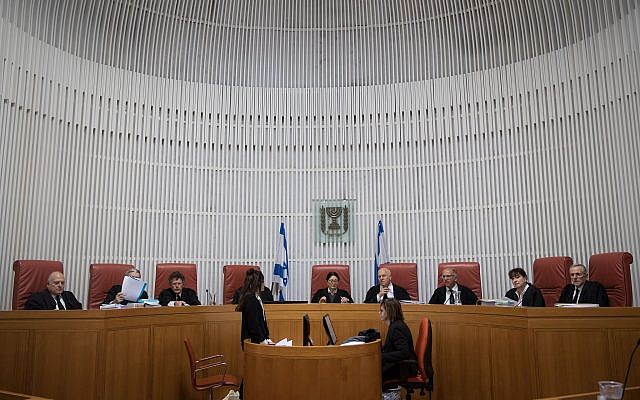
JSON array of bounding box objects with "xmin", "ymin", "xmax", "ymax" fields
[
  {"xmin": 327, "ymin": 279, "xmax": 339, "ymax": 283},
  {"xmin": 441, "ymin": 274, "xmax": 455, "ymax": 279}
]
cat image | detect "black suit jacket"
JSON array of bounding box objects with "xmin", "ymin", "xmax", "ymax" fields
[
  {"xmin": 311, "ymin": 288, "xmax": 354, "ymax": 303},
  {"xmin": 364, "ymin": 283, "xmax": 411, "ymax": 303},
  {"xmin": 232, "ymin": 287, "xmax": 273, "ymax": 304},
  {"xmin": 240, "ymin": 294, "xmax": 270, "ymax": 347},
  {"xmin": 103, "ymin": 285, "xmax": 149, "ymax": 305},
  {"xmin": 428, "ymin": 284, "xmax": 478, "ymax": 305},
  {"xmin": 24, "ymin": 290, "xmax": 83, "ymax": 310},
  {"xmin": 158, "ymin": 287, "xmax": 201, "ymax": 306},
  {"xmin": 382, "ymin": 320, "xmax": 418, "ymax": 381},
  {"xmin": 558, "ymin": 280, "xmax": 609, "ymax": 307},
  {"xmin": 505, "ymin": 284, "xmax": 545, "ymax": 307}
]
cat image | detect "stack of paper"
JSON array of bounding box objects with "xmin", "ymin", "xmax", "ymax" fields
[
  {"xmin": 479, "ymin": 298, "xmax": 517, "ymax": 307},
  {"xmin": 554, "ymin": 303, "xmax": 600, "ymax": 308},
  {"xmin": 275, "ymin": 338, "xmax": 293, "ymax": 346},
  {"xmin": 99, "ymin": 303, "xmax": 122, "ymax": 310}
]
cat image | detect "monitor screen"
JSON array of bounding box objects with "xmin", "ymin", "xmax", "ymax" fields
[
  {"xmin": 303, "ymin": 314, "xmax": 313, "ymax": 346},
  {"xmin": 322, "ymin": 313, "xmax": 337, "ymax": 345}
]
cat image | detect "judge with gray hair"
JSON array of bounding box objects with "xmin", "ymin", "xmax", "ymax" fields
[{"xmin": 558, "ymin": 264, "xmax": 608, "ymax": 306}]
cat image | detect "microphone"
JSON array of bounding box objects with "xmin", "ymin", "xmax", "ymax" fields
[
  {"xmin": 621, "ymin": 338, "xmax": 640, "ymax": 400},
  {"xmin": 205, "ymin": 289, "xmax": 214, "ymax": 306}
]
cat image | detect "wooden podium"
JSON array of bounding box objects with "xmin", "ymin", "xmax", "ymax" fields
[{"xmin": 243, "ymin": 340, "xmax": 381, "ymax": 400}]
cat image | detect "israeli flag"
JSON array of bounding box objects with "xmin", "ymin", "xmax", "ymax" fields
[
  {"xmin": 272, "ymin": 222, "xmax": 289, "ymax": 301},
  {"xmin": 374, "ymin": 220, "xmax": 390, "ymax": 285}
]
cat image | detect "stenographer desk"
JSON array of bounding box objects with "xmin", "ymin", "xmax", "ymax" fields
[
  {"xmin": 0, "ymin": 304, "xmax": 638, "ymax": 400},
  {"xmin": 243, "ymin": 340, "xmax": 381, "ymax": 399}
]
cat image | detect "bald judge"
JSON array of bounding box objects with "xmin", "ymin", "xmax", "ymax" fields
[
  {"xmin": 24, "ymin": 271, "xmax": 83, "ymax": 310},
  {"xmin": 364, "ymin": 267, "xmax": 411, "ymax": 303}
]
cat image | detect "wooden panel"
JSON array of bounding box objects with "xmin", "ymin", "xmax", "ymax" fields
[
  {"xmin": 490, "ymin": 327, "xmax": 532, "ymax": 400},
  {"xmin": 30, "ymin": 330, "xmax": 100, "ymax": 400},
  {"xmin": 609, "ymin": 331, "xmax": 640, "ymax": 388},
  {"xmin": 0, "ymin": 331, "xmax": 29, "ymax": 393},
  {"xmin": 0, "ymin": 390, "xmax": 52, "ymax": 399},
  {"xmin": 535, "ymin": 329, "xmax": 611, "ymax": 397},
  {"xmin": 152, "ymin": 322, "xmax": 203, "ymax": 400},
  {"xmin": 203, "ymin": 310, "xmax": 242, "ymax": 400},
  {"xmin": 433, "ymin": 321, "xmax": 492, "ymax": 399},
  {"xmin": 104, "ymin": 327, "xmax": 151, "ymax": 400},
  {"xmin": 1, "ymin": 305, "xmax": 640, "ymax": 400},
  {"xmin": 243, "ymin": 341, "xmax": 381, "ymax": 400}
]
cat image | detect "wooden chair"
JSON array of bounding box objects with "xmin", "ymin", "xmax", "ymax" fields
[
  {"xmin": 532, "ymin": 256, "xmax": 573, "ymax": 307},
  {"xmin": 183, "ymin": 338, "xmax": 240, "ymax": 400},
  {"xmin": 223, "ymin": 265, "xmax": 261, "ymax": 304},
  {"xmin": 310, "ymin": 264, "xmax": 350, "ymax": 302},
  {"xmin": 87, "ymin": 263, "xmax": 135, "ymax": 309},
  {"xmin": 437, "ymin": 262, "xmax": 482, "ymax": 300},
  {"xmin": 155, "ymin": 263, "xmax": 197, "ymax": 298},
  {"xmin": 383, "ymin": 263, "xmax": 419, "ymax": 301},
  {"xmin": 12, "ymin": 260, "xmax": 63, "ymax": 310},
  {"xmin": 589, "ymin": 252, "xmax": 634, "ymax": 307}
]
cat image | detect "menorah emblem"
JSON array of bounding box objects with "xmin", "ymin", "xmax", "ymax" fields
[{"xmin": 320, "ymin": 205, "xmax": 350, "ymax": 237}]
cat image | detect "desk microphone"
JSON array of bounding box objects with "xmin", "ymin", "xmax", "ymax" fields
[
  {"xmin": 205, "ymin": 289, "xmax": 214, "ymax": 305},
  {"xmin": 621, "ymin": 337, "xmax": 640, "ymax": 400}
]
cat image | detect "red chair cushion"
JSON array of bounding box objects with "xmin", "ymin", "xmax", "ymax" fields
[
  {"xmin": 155, "ymin": 263, "xmax": 197, "ymax": 298},
  {"xmin": 532, "ymin": 256, "xmax": 573, "ymax": 307},
  {"xmin": 12, "ymin": 260, "xmax": 64, "ymax": 310},
  {"xmin": 382, "ymin": 263, "xmax": 418, "ymax": 301},
  {"xmin": 438, "ymin": 262, "xmax": 482, "ymax": 299},
  {"xmin": 310, "ymin": 265, "xmax": 350, "ymax": 301},
  {"xmin": 589, "ymin": 252, "xmax": 634, "ymax": 307},
  {"xmin": 223, "ymin": 265, "xmax": 261, "ymax": 304},
  {"xmin": 88, "ymin": 263, "xmax": 135, "ymax": 309}
]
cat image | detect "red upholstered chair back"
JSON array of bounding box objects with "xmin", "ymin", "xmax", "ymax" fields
[
  {"xmin": 88, "ymin": 263, "xmax": 136, "ymax": 309},
  {"xmin": 382, "ymin": 263, "xmax": 419, "ymax": 301},
  {"xmin": 155, "ymin": 263, "xmax": 197, "ymax": 298},
  {"xmin": 12, "ymin": 260, "xmax": 64, "ymax": 310},
  {"xmin": 438, "ymin": 262, "xmax": 482, "ymax": 299},
  {"xmin": 588, "ymin": 252, "xmax": 634, "ymax": 307},
  {"xmin": 310, "ymin": 264, "xmax": 351, "ymax": 301},
  {"xmin": 532, "ymin": 256, "xmax": 573, "ymax": 307},
  {"xmin": 413, "ymin": 317, "xmax": 434, "ymax": 391},
  {"xmin": 223, "ymin": 265, "xmax": 261, "ymax": 304}
]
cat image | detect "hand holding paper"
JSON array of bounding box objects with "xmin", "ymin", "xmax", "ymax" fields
[{"xmin": 121, "ymin": 275, "xmax": 148, "ymax": 302}]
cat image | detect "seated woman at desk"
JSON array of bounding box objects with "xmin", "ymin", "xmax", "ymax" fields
[
  {"xmin": 504, "ymin": 267, "xmax": 545, "ymax": 307},
  {"xmin": 311, "ymin": 271, "xmax": 354, "ymax": 303},
  {"xmin": 380, "ymin": 299, "xmax": 418, "ymax": 384}
]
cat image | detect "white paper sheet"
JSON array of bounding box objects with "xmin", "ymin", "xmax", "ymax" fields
[{"xmin": 121, "ymin": 275, "xmax": 148, "ymax": 302}]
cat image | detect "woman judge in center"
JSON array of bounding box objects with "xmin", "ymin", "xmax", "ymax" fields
[{"xmin": 380, "ymin": 299, "xmax": 418, "ymax": 386}]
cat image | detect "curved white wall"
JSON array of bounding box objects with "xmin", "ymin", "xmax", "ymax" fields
[{"xmin": 0, "ymin": 0, "xmax": 639, "ymax": 309}]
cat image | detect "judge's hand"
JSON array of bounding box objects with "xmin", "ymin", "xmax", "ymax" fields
[
  {"xmin": 379, "ymin": 286, "xmax": 390, "ymax": 297},
  {"xmin": 319, "ymin": 296, "xmax": 327, "ymax": 303},
  {"xmin": 174, "ymin": 301, "xmax": 186, "ymax": 307},
  {"xmin": 112, "ymin": 292, "xmax": 125, "ymax": 304},
  {"xmin": 340, "ymin": 296, "xmax": 349, "ymax": 303}
]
